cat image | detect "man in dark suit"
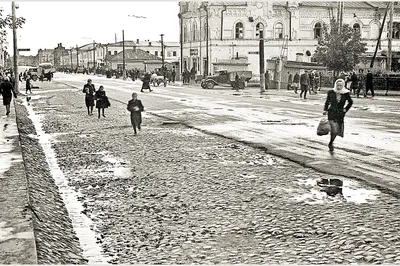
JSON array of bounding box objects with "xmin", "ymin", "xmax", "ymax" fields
[
  {"xmin": 365, "ymin": 69, "xmax": 374, "ymax": 97},
  {"xmin": 300, "ymin": 70, "xmax": 310, "ymax": 99}
]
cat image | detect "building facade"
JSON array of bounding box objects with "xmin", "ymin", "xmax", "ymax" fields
[
  {"xmin": 37, "ymin": 48, "xmax": 54, "ymax": 64},
  {"xmin": 179, "ymin": 1, "xmax": 400, "ymax": 78}
]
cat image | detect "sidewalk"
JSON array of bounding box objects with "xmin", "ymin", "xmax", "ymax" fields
[{"xmin": 0, "ymin": 99, "xmax": 37, "ymax": 264}]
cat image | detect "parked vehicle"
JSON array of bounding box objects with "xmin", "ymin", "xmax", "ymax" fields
[
  {"xmin": 201, "ymin": 70, "xmax": 252, "ymax": 90},
  {"xmin": 76, "ymin": 67, "xmax": 85, "ymax": 74},
  {"xmin": 28, "ymin": 67, "xmax": 39, "ymax": 81}
]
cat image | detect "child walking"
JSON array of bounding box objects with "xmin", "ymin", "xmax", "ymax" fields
[{"xmin": 127, "ymin": 92, "xmax": 144, "ymax": 135}]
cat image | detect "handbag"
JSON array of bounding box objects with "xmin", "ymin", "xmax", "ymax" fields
[{"xmin": 317, "ymin": 118, "xmax": 331, "ymax": 136}]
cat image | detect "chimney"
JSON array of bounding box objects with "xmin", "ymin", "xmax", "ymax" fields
[{"xmin": 136, "ymin": 39, "xmax": 139, "ymax": 44}]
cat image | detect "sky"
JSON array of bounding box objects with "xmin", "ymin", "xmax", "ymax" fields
[{"xmin": 0, "ymin": 1, "xmax": 180, "ymax": 56}]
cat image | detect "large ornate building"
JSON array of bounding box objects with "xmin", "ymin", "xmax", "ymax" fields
[{"xmin": 179, "ymin": 1, "xmax": 400, "ymax": 78}]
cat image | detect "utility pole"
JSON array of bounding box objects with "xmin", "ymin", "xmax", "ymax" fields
[
  {"xmin": 122, "ymin": 30, "xmax": 126, "ymax": 80},
  {"xmin": 93, "ymin": 40, "xmax": 96, "ymax": 71},
  {"xmin": 12, "ymin": 1, "xmax": 18, "ymax": 93},
  {"xmin": 70, "ymin": 48, "xmax": 73, "ymax": 69},
  {"xmin": 76, "ymin": 44, "xmax": 79, "ymax": 70},
  {"xmin": 388, "ymin": 2, "xmax": 394, "ymax": 72},
  {"xmin": 259, "ymin": 32, "xmax": 265, "ymax": 93},
  {"xmin": 371, "ymin": 3, "xmax": 389, "ymax": 68},
  {"xmin": 160, "ymin": 34, "xmax": 165, "ymax": 77},
  {"xmin": 204, "ymin": 4, "xmax": 209, "ymax": 76}
]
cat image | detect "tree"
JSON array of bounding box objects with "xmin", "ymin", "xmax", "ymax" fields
[
  {"xmin": 0, "ymin": 7, "xmax": 26, "ymax": 47},
  {"xmin": 314, "ymin": 21, "xmax": 367, "ymax": 77}
]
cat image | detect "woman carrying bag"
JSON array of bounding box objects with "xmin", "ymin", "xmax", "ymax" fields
[{"xmin": 323, "ymin": 78, "xmax": 353, "ymax": 152}]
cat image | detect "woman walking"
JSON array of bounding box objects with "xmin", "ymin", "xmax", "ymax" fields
[
  {"xmin": 127, "ymin": 92, "xmax": 144, "ymax": 135},
  {"xmin": 82, "ymin": 79, "xmax": 96, "ymax": 115},
  {"xmin": 323, "ymin": 78, "xmax": 353, "ymax": 152},
  {"xmin": 95, "ymin": 85, "xmax": 110, "ymax": 118},
  {"xmin": 0, "ymin": 77, "xmax": 16, "ymax": 116}
]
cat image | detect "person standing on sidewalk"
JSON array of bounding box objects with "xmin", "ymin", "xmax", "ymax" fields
[
  {"xmin": 293, "ymin": 72, "xmax": 300, "ymax": 93},
  {"xmin": 265, "ymin": 70, "xmax": 270, "ymax": 90},
  {"xmin": 82, "ymin": 79, "xmax": 96, "ymax": 116},
  {"xmin": 95, "ymin": 86, "xmax": 110, "ymax": 119},
  {"xmin": 356, "ymin": 69, "xmax": 365, "ymax": 98},
  {"xmin": 287, "ymin": 72, "xmax": 293, "ymax": 90},
  {"xmin": 365, "ymin": 69, "xmax": 374, "ymax": 98},
  {"xmin": 127, "ymin": 92, "xmax": 144, "ymax": 135},
  {"xmin": 300, "ymin": 70, "xmax": 310, "ymax": 99},
  {"xmin": 0, "ymin": 77, "xmax": 17, "ymax": 116},
  {"xmin": 323, "ymin": 79, "xmax": 353, "ymax": 152}
]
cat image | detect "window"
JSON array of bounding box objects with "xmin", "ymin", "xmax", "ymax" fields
[
  {"xmin": 314, "ymin": 22, "xmax": 322, "ymax": 38},
  {"xmin": 275, "ymin": 22, "xmax": 283, "ymax": 39},
  {"xmin": 193, "ymin": 22, "xmax": 198, "ymax": 41},
  {"xmin": 173, "ymin": 51, "xmax": 177, "ymax": 56},
  {"xmin": 256, "ymin": 23, "xmax": 264, "ymax": 38},
  {"xmin": 167, "ymin": 51, "xmax": 171, "ymax": 57},
  {"xmin": 235, "ymin": 22, "xmax": 244, "ymax": 39},
  {"xmin": 393, "ymin": 22, "xmax": 400, "ymax": 39},
  {"xmin": 203, "ymin": 21, "xmax": 207, "ymax": 40},
  {"xmin": 353, "ymin": 23, "xmax": 360, "ymax": 33},
  {"xmin": 114, "ymin": 51, "xmax": 117, "ymax": 55},
  {"xmin": 155, "ymin": 51, "xmax": 158, "ymax": 56},
  {"xmin": 184, "ymin": 25, "xmax": 189, "ymax": 42},
  {"xmin": 146, "ymin": 51, "xmax": 149, "ymax": 53},
  {"xmin": 370, "ymin": 23, "xmax": 379, "ymax": 39}
]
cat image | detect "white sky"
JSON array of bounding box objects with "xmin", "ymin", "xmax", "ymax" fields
[{"xmin": 1, "ymin": 0, "xmax": 180, "ymax": 56}]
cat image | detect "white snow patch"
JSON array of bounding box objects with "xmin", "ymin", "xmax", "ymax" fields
[
  {"xmin": 22, "ymin": 100, "xmax": 109, "ymax": 264},
  {"xmin": 293, "ymin": 178, "xmax": 380, "ymax": 205}
]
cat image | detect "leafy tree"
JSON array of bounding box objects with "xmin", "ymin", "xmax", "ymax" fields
[
  {"xmin": 314, "ymin": 21, "xmax": 367, "ymax": 77},
  {"xmin": 0, "ymin": 6, "xmax": 26, "ymax": 47}
]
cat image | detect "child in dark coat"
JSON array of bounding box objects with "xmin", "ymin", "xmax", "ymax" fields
[
  {"xmin": 127, "ymin": 92, "xmax": 144, "ymax": 135},
  {"xmin": 95, "ymin": 85, "xmax": 110, "ymax": 118}
]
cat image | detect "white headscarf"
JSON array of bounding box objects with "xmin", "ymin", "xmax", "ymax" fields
[{"xmin": 333, "ymin": 78, "xmax": 350, "ymax": 94}]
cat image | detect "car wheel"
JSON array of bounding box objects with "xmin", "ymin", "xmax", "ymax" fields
[
  {"xmin": 206, "ymin": 81, "xmax": 215, "ymax": 89},
  {"xmin": 201, "ymin": 82, "xmax": 206, "ymax": 89},
  {"xmin": 238, "ymin": 81, "xmax": 245, "ymax": 90}
]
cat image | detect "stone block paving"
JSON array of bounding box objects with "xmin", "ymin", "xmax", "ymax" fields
[{"xmin": 19, "ymin": 82, "xmax": 400, "ymax": 264}]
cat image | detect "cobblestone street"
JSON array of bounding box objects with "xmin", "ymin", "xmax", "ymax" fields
[{"xmin": 16, "ymin": 81, "xmax": 400, "ymax": 264}]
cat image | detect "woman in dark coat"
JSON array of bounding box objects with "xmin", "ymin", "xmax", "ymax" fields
[
  {"xmin": 141, "ymin": 72, "xmax": 152, "ymax": 92},
  {"xmin": 0, "ymin": 77, "xmax": 16, "ymax": 116},
  {"xmin": 95, "ymin": 85, "xmax": 110, "ymax": 118},
  {"xmin": 82, "ymin": 79, "xmax": 96, "ymax": 115},
  {"xmin": 323, "ymin": 78, "xmax": 353, "ymax": 152},
  {"xmin": 127, "ymin": 92, "xmax": 144, "ymax": 135}
]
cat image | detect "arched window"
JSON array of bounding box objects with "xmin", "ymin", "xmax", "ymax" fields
[
  {"xmin": 353, "ymin": 23, "xmax": 360, "ymax": 33},
  {"xmin": 256, "ymin": 22, "xmax": 264, "ymax": 38},
  {"xmin": 370, "ymin": 22, "xmax": 379, "ymax": 39},
  {"xmin": 275, "ymin": 22, "xmax": 283, "ymax": 39},
  {"xmin": 314, "ymin": 22, "xmax": 322, "ymax": 38},
  {"xmin": 192, "ymin": 22, "xmax": 197, "ymax": 41},
  {"xmin": 235, "ymin": 22, "xmax": 244, "ymax": 39}
]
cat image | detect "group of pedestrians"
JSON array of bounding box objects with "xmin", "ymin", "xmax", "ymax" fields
[
  {"xmin": 82, "ymin": 79, "xmax": 145, "ymax": 135},
  {"xmin": 344, "ymin": 69, "xmax": 374, "ymax": 98},
  {"xmin": 82, "ymin": 79, "xmax": 111, "ymax": 118}
]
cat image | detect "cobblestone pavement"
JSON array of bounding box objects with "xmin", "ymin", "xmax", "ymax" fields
[{"xmin": 18, "ymin": 81, "xmax": 400, "ymax": 264}]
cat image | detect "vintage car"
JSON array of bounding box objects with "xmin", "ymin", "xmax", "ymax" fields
[{"xmin": 201, "ymin": 70, "xmax": 252, "ymax": 90}]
